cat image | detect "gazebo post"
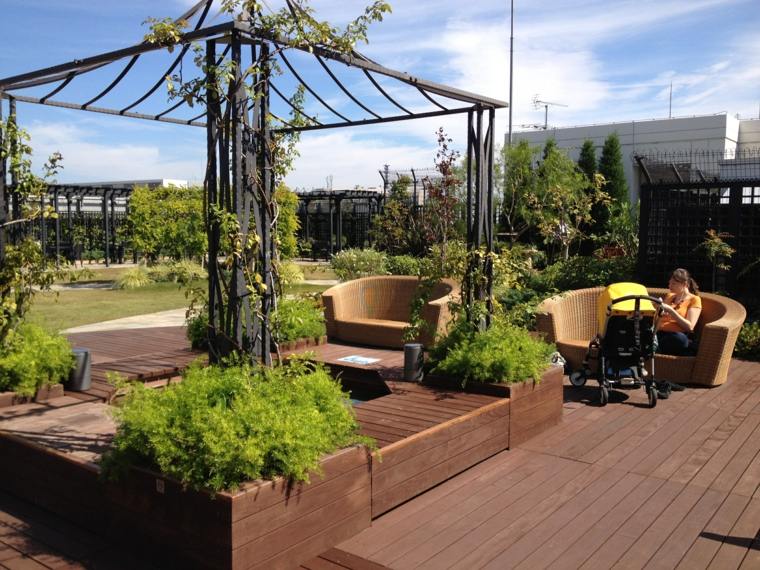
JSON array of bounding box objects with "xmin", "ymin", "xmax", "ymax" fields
[
  {"xmin": 0, "ymin": 95, "xmax": 6, "ymax": 262},
  {"xmin": 205, "ymin": 38, "xmax": 222, "ymax": 363},
  {"xmin": 463, "ymin": 105, "xmax": 495, "ymax": 326},
  {"xmin": 257, "ymin": 42, "xmax": 274, "ymax": 366}
]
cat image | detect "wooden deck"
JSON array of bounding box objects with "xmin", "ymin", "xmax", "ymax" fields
[
  {"xmin": 66, "ymin": 326, "xmax": 205, "ymax": 402},
  {"xmin": 2, "ymin": 327, "xmax": 758, "ymax": 568},
  {"xmin": 338, "ymin": 358, "xmax": 760, "ymax": 569}
]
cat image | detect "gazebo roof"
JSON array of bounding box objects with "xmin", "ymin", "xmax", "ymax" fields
[{"xmin": 0, "ymin": 0, "xmax": 506, "ymax": 131}]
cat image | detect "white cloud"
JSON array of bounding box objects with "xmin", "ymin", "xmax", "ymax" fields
[{"xmin": 26, "ymin": 121, "xmax": 205, "ymax": 183}]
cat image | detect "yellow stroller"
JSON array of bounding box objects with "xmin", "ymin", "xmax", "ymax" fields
[{"xmin": 569, "ymin": 283, "xmax": 664, "ymax": 408}]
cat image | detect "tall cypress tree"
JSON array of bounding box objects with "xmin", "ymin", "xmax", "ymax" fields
[
  {"xmin": 577, "ymin": 139, "xmax": 606, "ymax": 246},
  {"xmin": 542, "ymin": 138, "xmax": 558, "ymax": 160},
  {"xmin": 577, "ymin": 139, "xmax": 597, "ymax": 182},
  {"xmin": 598, "ymin": 132, "xmax": 629, "ymax": 206}
]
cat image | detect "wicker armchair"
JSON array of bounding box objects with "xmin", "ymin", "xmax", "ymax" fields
[
  {"xmin": 536, "ymin": 287, "xmax": 746, "ymax": 387},
  {"xmin": 322, "ymin": 276, "xmax": 459, "ymax": 349}
]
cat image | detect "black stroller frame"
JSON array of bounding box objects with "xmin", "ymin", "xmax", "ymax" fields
[{"xmin": 570, "ymin": 294, "xmax": 664, "ymax": 408}]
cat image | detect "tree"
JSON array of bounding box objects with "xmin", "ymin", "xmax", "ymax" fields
[
  {"xmin": 370, "ymin": 176, "xmax": 413, "ymax": 255},
  {"xmin": 500, "ymin": 140, "xmax": 539, "ymax": 241},
  {"xmin": 128, "ymin": 185, "xmax": 206, "ymax": 262},
  {"xmin": 542, "ymin": 138, "xmax": 558, "ymax": 160},
  {"xmin": 577, "ymin": 139, "xmax": 609, "ymax": 242},
  {"xmin": 527, "ymin": 145, "xmax": 604, "ymax": 260},
  {"xmin": 577, "ymin": 139, "xmax": 597, "ymax": 182},
  {"xmin": 274, "ymin": 185, "xmax": 300, "ymax": 260},
  {"xmin": 598, "ymin": 132, "xmax": 629, "ymax": 206},
  {"xmin": 0, "ymin": 119, "xmax": 65, "ymax": 346}
]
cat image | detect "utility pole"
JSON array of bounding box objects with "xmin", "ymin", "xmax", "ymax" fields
[{"xmin": 507, "ymin": 0, "xmax": 514, "ymax": 147}]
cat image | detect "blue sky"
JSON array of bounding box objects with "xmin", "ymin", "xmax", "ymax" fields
[{"xmin": 1, "ymin": 0, "xmax": 758, "ymax": 189}]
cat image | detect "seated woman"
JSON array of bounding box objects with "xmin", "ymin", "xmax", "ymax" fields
[{"xmin": 656, "ymin": 268, "xmax": 702, "ymax": 397}]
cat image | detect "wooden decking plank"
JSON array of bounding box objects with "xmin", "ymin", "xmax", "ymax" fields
[
  {"xmin": 587, "ymin": 389, "xmax": 706, "ymax": 470},
  {"xmin": 508, "ymin": 472, "xmax": 648, "ymax": 569},
  {"xmin": 339, "ymin": 449, "xmax": 540, "ymax": 558},
  {"xmin": 675, "ymin": 492, "xmax": 752, "ymax": 570},
  {"xmin": 373, "ymin": 455, "xmax": 585, "ymax": 568},
  {"xmin": 352, "ymin": 408, "xmax": 437, "ymax": 432},
  {"xmin": 439, "ymin": 463, "xmax": 612, "ymax": 570},
  {"xmin": 546, "ymin": 475, "xmax": 664, "ymax": 570},
  {"xmin": 358, "ymin": 399, "xmax": 461, "ymax": 423},
  {"xmin": 674, "ymin": 411, "xmax": 760, "ymax": 488},
  {"xmin": 609, "ymin": 483, "xmax": 708, "ymax": 569},
  {"xmin": 642, "ymin": 488, "xmax": 729, "ymax": 569},
  {"xmin": 709, "ymin": 496, "xmax": 760, "ymax": 569},
  {"xmin": 647, "ymin": 407, "xmax": 731, "ymax": 481},
  {"xmin": 709, "ymin": 418, "xmax": 760, "ymax": 494}
]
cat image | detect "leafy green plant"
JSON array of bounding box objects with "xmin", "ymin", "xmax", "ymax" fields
[
  {"xmin": 275, "ymin": 260, "xmax": 305, "ymax": 291},
  {"xmin": 696, "ymin": 229, "xmax": 735, "ymax": 292},
  {"xmin": 128, "ymin": 185, "xmax": 206, "ymax": 262},
  {"xmin": 272, "ymin": 298, "xmax": 326, "ymax": 342},
  {"xmin": 0, "ymin": 324, "xmax": 74, "ymax": 396},
  {"xmin": 101, "ymin": 360, "xmax": 371, "ymax": 491},
  {"xmin": 117, "ymin": 266, "xmax": 153, "ymax": 289},
  {"xmin": 330, "ymin": 248, "xmax": 388, "ymax": 281},
  {"xmin": 529, "ymin": 255, "xmax": 636, "ymax": 293},
  {"xmin": 735, "ymin": 322, "xmax": 760, "ymax": 362},
  {"xmin": 186, "ymin": 310, "xmax": 209, "ymax": 350},
  {"xmin": 429, "ymin": 316, "xmax": 554, "ymax": 386},
  {"xmin": 387, "ymin": 255, "xmax": 421, "ymax": 276}
]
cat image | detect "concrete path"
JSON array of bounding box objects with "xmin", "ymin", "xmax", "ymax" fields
[{"xmin": 64, "ymin": 308, "xmax": 187, "ymax": 333}]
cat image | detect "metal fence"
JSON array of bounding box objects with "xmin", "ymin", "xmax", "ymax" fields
[{"xmin": 637, "ymin": 149, "xmax": 760, "ymax": 313}]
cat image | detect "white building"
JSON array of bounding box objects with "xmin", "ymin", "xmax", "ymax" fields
[{"xmin": 513, "ymin": 114, "xmax": 760, "ymax": 202}]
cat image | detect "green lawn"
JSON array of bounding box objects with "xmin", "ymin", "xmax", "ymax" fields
[
  {"xmin": 28, "ymin": 281, "xmax": 331, "ymax": 332},
  {"xmin": 27, "ymin": 282, "xmax": 195, "ymax": 332}
]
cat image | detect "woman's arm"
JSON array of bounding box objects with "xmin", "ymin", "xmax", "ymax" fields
[{"xmin": 662, "ymin": 303, "xmax": 702, "ymax": 333}]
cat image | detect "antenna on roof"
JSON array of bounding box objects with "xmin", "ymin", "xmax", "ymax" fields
[{"xmin": 532, "ymin": 94, "xmax": 567, "ymax": 130}]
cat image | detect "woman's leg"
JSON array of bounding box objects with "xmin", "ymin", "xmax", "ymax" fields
[
  {"xmin": 656, "ymin": 331, "xmax": 690, "ymax": 356},
  {"xmin": 655, "ymin": 331, "xmax": 690, "ymax": 397}
]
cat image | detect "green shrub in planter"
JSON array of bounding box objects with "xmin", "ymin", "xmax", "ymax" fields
[
  {"xmin": 102, "ymin": 360, "xmax": 371, "ymax": 491},
  {"xmin": 735, "ymin": 322, "xmax": 760, "ymax": 361},
  {"xmin": 330, "ymin": 248, "xmax": 388, "ymax": 281},
  {"xmin": 273, "ymin": 298, "xmax": 326, "ymax": 342},
  {"xmin": 0, "ymin": 324, "xmax": 74, "ymax": 396},
  {"xmin": 430, "ymin": 317, "xmax": 554, "ymax": 386},
  {"xmin": 387, "ymin": 255, "xmax": 421, "ymax": 276}
]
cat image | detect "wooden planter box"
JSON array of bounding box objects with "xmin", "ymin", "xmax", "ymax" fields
[
  {"xmin": 0, "ymin": 434, "xmax": 371, "ymax": 570},
  {"xmin": 0, "ymin": 384, "xmax": 64, "ymax": 408},
  {"xmin": 424, "ymin": 365, "xmax": 564, "ymax": 448},
  {"xmin": 370, "ymin": 398, "xmax": 510, "ymax": 517}
]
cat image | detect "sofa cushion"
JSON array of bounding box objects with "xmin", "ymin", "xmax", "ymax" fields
[{"xmin": 334, "ymin": 318, "xmax": 408, "ymax": 349}]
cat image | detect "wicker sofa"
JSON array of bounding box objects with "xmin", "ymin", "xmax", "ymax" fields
[
  {"xmin": 322, "ymin": 276, "xmax": 459, "ymax": 349},
  {"xmin": 536, "ymin": 287, "xmax": 746, "ymax": 387}
]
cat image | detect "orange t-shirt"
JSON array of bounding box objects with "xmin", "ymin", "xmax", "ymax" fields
[{"xmin": 658, "ymin": 293, "xmax": 702, "ymax": 333}]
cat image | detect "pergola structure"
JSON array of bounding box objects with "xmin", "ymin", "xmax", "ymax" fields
[{"xmin": 0, "ymin": 0, "xmax": 506, "ymax": 363}]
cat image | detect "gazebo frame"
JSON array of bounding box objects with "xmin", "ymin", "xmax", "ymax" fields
[{"xmin": 0, "ymin": 0, "xmax": 505, "ymax": 363}]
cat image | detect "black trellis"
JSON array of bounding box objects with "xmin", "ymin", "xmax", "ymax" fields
[
  {"xmin": 297, "ymin": 190, "xmax": 382, "ymax": 258},
  {"xmin": 636, "ymin": 150, "xmax": 760, "ymax": 303},
  {"xmin": 0, "ymin": 0, "xmax": 505, "ymax": 363}
]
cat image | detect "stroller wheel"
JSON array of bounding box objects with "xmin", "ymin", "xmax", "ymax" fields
[
  {"xmin": 600, "ymin": 385, "xmax": 609, "ymax": 406},
  {"xmin": 569, "ymin": 371, "xmax": 587, "ymax": 387},
  {"xmin": 647, "ymin": 385, "xmax": 658, "ymax": 408}
]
